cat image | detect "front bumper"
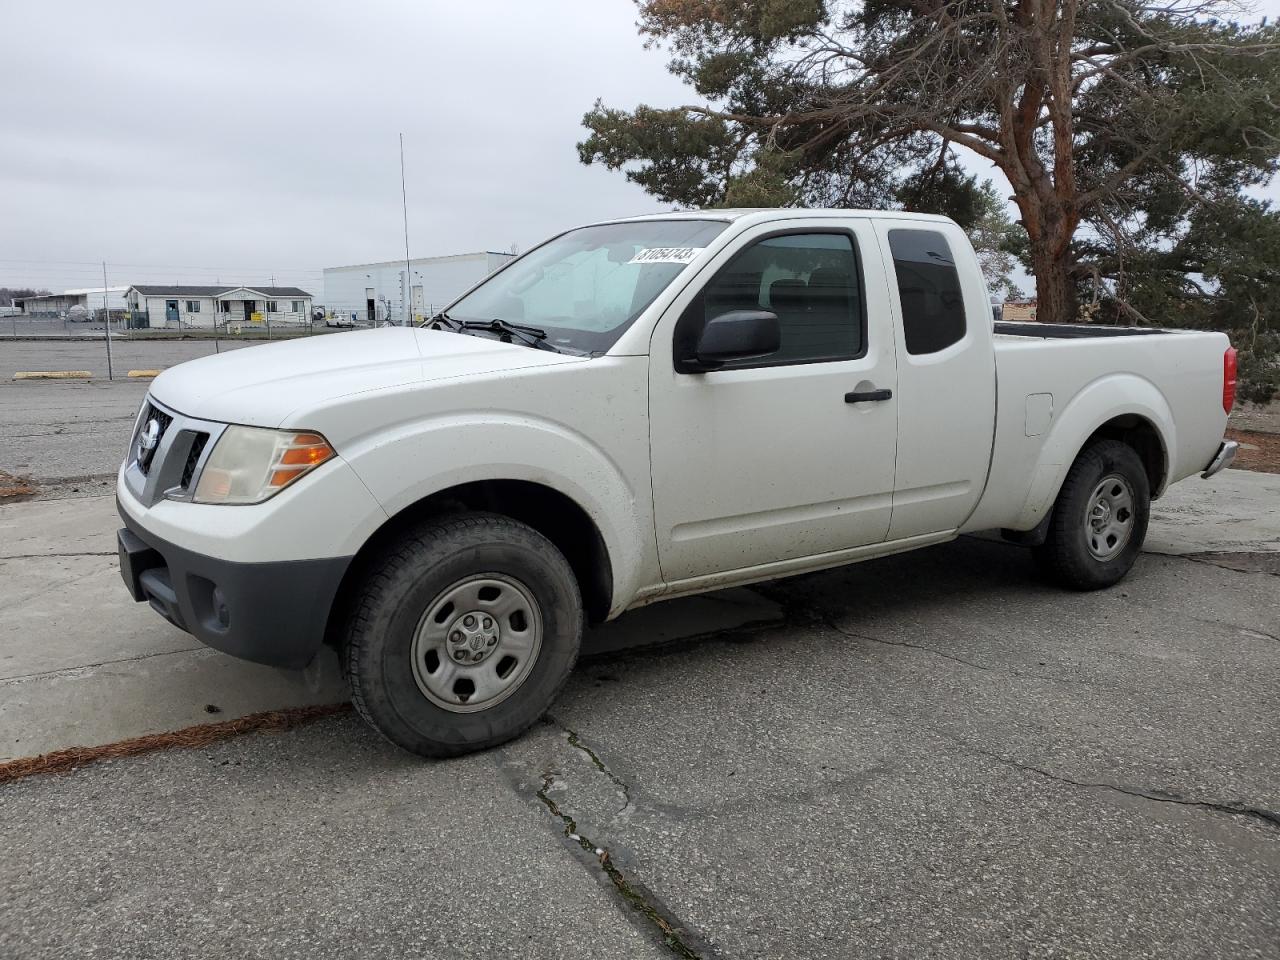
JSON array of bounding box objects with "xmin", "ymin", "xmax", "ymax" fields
[
  {"xmin": 117, "ymin": 502, "xmax": 351, "ymax": 668},
  {"xmin": 1201, "ymin": 440, "xmax": 1239, "ymax": 479}
]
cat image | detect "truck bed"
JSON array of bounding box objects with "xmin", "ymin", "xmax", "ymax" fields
[
  {"xmin": 994, "ymin": 321, "xmax": 1171, "ymax": 339},
  {"xmin": 961, "ymin": 324, "xmax": 1230, "ymax": 534}
]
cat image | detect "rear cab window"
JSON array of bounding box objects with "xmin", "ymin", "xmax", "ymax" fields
[{"xmin": 887, "ymin": 229, "xmax": 967, "ymax": 355}]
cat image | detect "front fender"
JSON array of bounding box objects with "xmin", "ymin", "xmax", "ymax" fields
[
  {"xmin": 341, "ymin": 412, "xmax": 656, "ymax": 615},
  {"xmin": 1013, "ymin": 373, "xmax": 1174, "ymax": 529}
]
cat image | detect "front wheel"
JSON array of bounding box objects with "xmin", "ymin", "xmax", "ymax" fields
[
  {"xmin": 343, "ymin": 513, "xmax": 583, "ymax": 757},
  {"xmin": 1033, "ymin": 439, "xmax": 1151, "ymax": 591}
]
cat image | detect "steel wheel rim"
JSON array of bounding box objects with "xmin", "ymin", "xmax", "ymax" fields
[
  {"xmin": 410, "ymin": 574, "xmax": 543, "ymax": 714},
  {"xmin": 1085, "ymin": 473, "xmax": 1136, "ymax": 562}
]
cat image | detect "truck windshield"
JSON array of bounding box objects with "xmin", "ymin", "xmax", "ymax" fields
[{"xmin": 440, "ymin": 219, "xmax": 729, "ymax": 354}]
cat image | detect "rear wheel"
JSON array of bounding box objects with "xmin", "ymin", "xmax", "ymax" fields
[
  {"xmin": 343, "ymin": 513, "xmax": 582, "ymax": 757},
  {"xmin": 1033, "ymin": 439, "xmax": 1151, "ymax": 590}
]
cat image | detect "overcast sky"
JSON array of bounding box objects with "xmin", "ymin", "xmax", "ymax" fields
[
  {"xmin": 3, "ymin": 0, "xmax": 1278, "ymax": 295},
  {"xmin": 0, "ymin": 1, "xmax": 692, "ymax": 293}
]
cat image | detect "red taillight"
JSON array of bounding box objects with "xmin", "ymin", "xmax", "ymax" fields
[{"xmin": 1223, "ymin": 346, "xmax": 1238, "ymax": 414}]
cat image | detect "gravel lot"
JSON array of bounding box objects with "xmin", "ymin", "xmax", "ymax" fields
[{"xmin": 0, "ymin": 339, "xmax": 256, "ymax": 497}]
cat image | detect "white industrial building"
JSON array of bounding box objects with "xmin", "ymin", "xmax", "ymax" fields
[
  {"xmin": 122, "ymin": 285, "xmax": 313, "ymax": 329},
  {"xmin": 15, "ymin": 286, "xmax": 129, "ymax": 317},
  {"xmin": 322, "ymin": 251, "xmax": 514, "ymax": 325}
]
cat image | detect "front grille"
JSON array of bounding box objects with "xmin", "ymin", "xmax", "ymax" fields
[
  {"xmin": 124, "ymin": 398, "xmax": 224, "ymax": 506},
  {"xmin": 136, "ymin": 403, "xmax": 174, "ymax": 477},
  {"xmin": 180, "ymin": 433, "xmax": 209, "ymax": 488}
]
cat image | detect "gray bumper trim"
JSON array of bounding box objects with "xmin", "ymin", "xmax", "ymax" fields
[
  {"xmin": 1201, "ymin": 440, "xmax": 1239, "ymax": 479},
  {"xmin": 117, "ymin": 500, "xmax": 351, "ymax": 669}
]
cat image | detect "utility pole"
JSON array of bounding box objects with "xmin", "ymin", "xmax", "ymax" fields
[
  {"xmin": 102, "ymin": 262, "xmax": 114, "ymax": 381},
  {"xmin": 400, "ymin": 132, "xmax": 412, "ymax": 325}
]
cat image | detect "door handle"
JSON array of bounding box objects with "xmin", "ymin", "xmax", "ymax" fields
[{"xmin": 844, "ymin": 388, "xmax": 893, "ymax": 403}]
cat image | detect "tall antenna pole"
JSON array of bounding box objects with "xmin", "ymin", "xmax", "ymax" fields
[
  {"xmin": 400, "ymin": 132, "xmax": 412, "ymax": 326},
  {"xmin": 102, "ymin": 261, "xmax": 114, "ymax": 381}
]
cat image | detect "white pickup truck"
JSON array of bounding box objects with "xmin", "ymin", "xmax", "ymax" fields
[{"xmin": 117, "ymin": 209, "xmax": 1239, "ymax": 757}]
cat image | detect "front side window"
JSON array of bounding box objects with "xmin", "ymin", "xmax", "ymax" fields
[
  {"xmin": 291, "ymin": 300, "xmax": 302, "ymax": 313},
  {"xmin": 185, "ymin": 300, "xmax": 200, "ymax": 312},
  {"xmin": 267, "ymin": 301, "xmax": 279, "ymax": 313},
  {"xmin": 445, "ymin": 219, "xmax": 729, "ymax": 354},
  {"xmin": 888, "ymin": 229, "xmax": 966, "ymax": 355},
  {"xmin": 676, "ymin": 232, "xmax": 864, "ymax": 369}
]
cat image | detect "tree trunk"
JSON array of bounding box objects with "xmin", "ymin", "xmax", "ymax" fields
[
  {"xmin": 1031, "ymin": 246, "xmax": 1076, "ymax": 325},
  {"xmin": 1007, "ymin": 176, "xmax": 1080, "ymax": 327}
]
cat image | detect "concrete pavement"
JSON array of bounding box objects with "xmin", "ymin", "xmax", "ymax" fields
[
  {"xmin": 0, "ymin": 493, "xmax": 784, "ymax": 760},
  {"xmin": 1147, "ymin": 469, "xmax": 1280, "ymax": 556},
  {"xmin": 1, "ymin": 531, "xmax": 1276, "ymax": 959}
]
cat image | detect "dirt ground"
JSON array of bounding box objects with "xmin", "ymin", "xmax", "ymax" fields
[
  {"xmin": 1231, "ymin": 397, "xmax": 1280, "ymax": 434},
  {"xmin": 1226, "ymin": 428, "xmax": 1280, "ymax": 474}
]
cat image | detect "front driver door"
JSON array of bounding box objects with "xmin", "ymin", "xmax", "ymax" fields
[{"xmin": 648, "ymin": 219, "xmax": 898, "ymax": 585}]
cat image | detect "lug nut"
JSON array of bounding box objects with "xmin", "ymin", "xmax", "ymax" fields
[
  {"xmin": 454, "ymin": 650, "xmax": 468, "ymax": 661},
  {"xmin": 450, "ymin": 631, "xmax": 462, "ymax": 643},
  {"xmin": 483, "ymin": 617, "xmax": 493, "ymax": 629},
  {"xmin": 464, "ymin": 615, "xmax": 476, "ymax": 628},
  {"xmin": 472, "ymin": 651, "xmax": 485, "ymax": 662},
  {"xmin": 487, "ymin": 636, "xmax": 497, "ymax": 646}
]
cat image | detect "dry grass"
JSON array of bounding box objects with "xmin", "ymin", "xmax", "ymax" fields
[
  {"xmin": 0, "ymin": 470, "xmax": 36, "ymax": 501},
  {"xmin": 0, "ymin": 703, "xmax": 352, "ymax": 785}
]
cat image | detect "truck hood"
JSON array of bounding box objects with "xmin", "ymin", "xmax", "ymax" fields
[{"xmin": 148, "ymin": 327, "xmax": 584, "ymax": 428}]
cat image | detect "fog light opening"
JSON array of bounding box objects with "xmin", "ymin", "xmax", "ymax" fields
[{"xmin": 212, "ymin": 587, "xmax": 231, "ymax": 629}]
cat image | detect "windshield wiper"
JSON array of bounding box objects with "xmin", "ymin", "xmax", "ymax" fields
[
  {"xmin": 427, "ymin": 310, "xmax": 462, "ymax": 330},
  {"xmin": 459, "ymin": 318, "xmax": 563, "ymax": 353}
]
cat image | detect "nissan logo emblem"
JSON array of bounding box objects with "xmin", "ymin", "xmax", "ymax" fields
[{"xmin": 139, "ymin": 419, "xmax": 161, "ymax": 454}]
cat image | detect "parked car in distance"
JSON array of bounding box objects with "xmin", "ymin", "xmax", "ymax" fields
[{"xmin": 116, "ymin": 209, "xmax": 1238, "ymax": 757}]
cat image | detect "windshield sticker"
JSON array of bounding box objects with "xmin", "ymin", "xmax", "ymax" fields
[{"xmin": 627, "ymin": 247, "xmax": 704, "ymax": 265}]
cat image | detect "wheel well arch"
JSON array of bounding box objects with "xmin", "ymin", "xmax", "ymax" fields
[
  {"xmin": 1082, "ymin": 413, "xmax": 1168, "ymax": 496},
  {"xmin": 326, "ymin": 480, "xmax": 613, "ymax": 647},
  {"xmin": 1002, "ymin": 412, "xmax": 1168, "ymax": 546}
]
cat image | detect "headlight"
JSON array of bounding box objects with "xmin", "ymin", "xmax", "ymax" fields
[{"xmin": 191, "ymin": 426, "xmax": 335, "ymax": 505}]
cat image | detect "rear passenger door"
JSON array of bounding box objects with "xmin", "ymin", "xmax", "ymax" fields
[
  {"xmin": 648, "ymin": 219, "xmax": 899, "ymax": 584},
  {"xmin": 875, "ymin": 221, "xmax": 996, "ymax": 540}
]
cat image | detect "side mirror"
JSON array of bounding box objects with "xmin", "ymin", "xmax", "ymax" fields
[{"xmin": 687, "ymin": 310, "xmax": 781, "ymax": 371}]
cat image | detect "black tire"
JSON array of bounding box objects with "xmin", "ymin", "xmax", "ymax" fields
[
  {"xmin": 343, "ymin": 512, "xmax": 582, "ymax": 757},
  {"xmin": 1033, "ymin": 439, "xmax": 1151, "ymax": 591}
]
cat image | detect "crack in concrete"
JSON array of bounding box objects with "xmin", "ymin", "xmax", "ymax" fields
[
  {"xmin": 833, "ymin": 623, "xmax": 995, "ymax": 672},
  {"xmin": 1146, "ymin": 550, "xmax": 1280, "ymax": 577},
  {"xmin": 815, "ymin": 611, "xmax": 1131, "ymax": 692},
  {"xmin": 547, "ymin": 715, "xmax": 635, "ymax": 818},
  {"xmin": 789, "ymin": 607, "xmax": 1278, "ymax": 830},
  {"xmin": 0, "ymin": 566, "xmax": 106, "ymax": 612},
  {"xmin": 0, "ymin": 551, "xmax": 116, "ymax": 560},
  {"xmin": 0, "ymin": 645, "xmax": 206, "ymax": 684},
  {"xmin": 0, "ymin": 421, "xmax": 132, "ymax": 438},
  {"xmin": 534, "ymin": 771, "xmax": 706, "ymax": 959},
  {"xmin": 983, "ymin": 748, "xmax": 1280, "ymax": 831},
  {"xmin": 916, "ymin": 722, "xmax": 1280, "ymax": 832},
  {"xmin": 1242, "ymin": 628, "xmax": 1280, "ymax": 644}
]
